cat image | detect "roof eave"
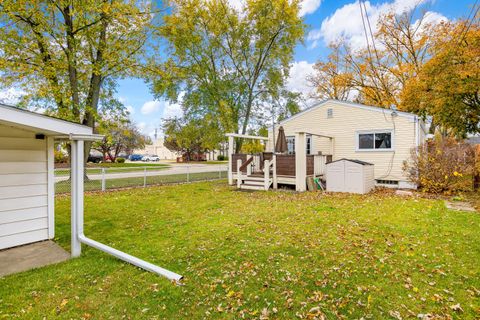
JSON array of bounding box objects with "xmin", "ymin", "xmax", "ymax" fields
[{"xmin": 0, "ymin": 104, "xmax": 92, "ymax": 135}]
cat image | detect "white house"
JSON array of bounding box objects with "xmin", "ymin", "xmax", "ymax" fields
[
  {"xmin": 0, "ymin": 104, "xmax": 181, "ymax": 281},
  {"xmin": 227, "ymin": 100, "xmax": 426, "ymax": 192},
  {"xmin": 135, "ymin": 136, "xmax": 180, "ymax": 160},
  {"xmin": 266, "ymin": 99, "xmax": 427, "ymax": 189}
]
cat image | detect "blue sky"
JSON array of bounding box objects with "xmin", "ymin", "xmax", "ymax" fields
[{"xmin": 117, "ymin": 0, "xmax": 474, "ymax": 138}]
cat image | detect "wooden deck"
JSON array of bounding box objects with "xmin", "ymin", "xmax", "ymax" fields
[{"xmin": 230, "ymin": 152, "xmax": 330, "ymax": 191}]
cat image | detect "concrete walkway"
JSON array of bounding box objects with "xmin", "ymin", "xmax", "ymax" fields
[
  {"xmin": 0, "ymin": 241, "xmax": 69, "ymax": 277},
  {"xmin": 445, "ymin": 201, "xmax": 477, "ymax": 212}
]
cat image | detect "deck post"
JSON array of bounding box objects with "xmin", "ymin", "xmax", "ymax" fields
[
  {"xmin": 272, "ymin": 155, "xmax": 277, "ymax": 189},
  {"xmin": 228, "ymin": 135, "xmax": 234, "ymax": 185},
  {"xmin": 295, "ymin": 132, "xmax": 306, "ymax": 192},
  {"xmin": 237, "ymin": 159, "xmax": 242, "ymax": 188},
  {"xmin": 264, "ymin": 160, "xmax": 270, "ymax": 190}
]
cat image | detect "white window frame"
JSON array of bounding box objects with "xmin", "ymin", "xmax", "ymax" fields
[
  {"xmin": 286, "ymin": 135, "xmax": 312, "ymax": 155},
  {"xmin": 306, "ymin": 135, "xmax": 312, "ymax": 155},
  {"xmin": 355, "ymin": 129, "xmax": 394, "ymax": 152},
  {"xmin": 286, "ymin": 136, "xmax": 295, "ymax": 154}
]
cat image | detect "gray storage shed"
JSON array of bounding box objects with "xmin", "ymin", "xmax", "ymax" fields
[{"xmin": 326, "ymin": 159, "xmax": 374, "ymax": 194}]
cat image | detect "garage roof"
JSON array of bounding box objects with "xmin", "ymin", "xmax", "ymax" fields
[{"xmin": 0, "ymin": 103, "xmax": 93, "ymax": 136}]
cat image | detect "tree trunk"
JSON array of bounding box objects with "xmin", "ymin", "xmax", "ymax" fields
[{"xmin": 236, "ymin": 93, "xmax": 254, "ymax": 153}]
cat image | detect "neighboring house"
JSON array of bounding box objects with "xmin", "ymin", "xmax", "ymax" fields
[
  {"xmin": 227, "ymin": 100, "xmax": 426, "ymax": 191},
  {"xmin": 134, "ymin": 137, "xmax": 180, "ymax": 160},
  {"xmin": 266, "ymin": 100, "xmax": 427, "ymax": 189}
]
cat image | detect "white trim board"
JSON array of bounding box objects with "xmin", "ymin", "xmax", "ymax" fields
[{"xmin": 0, "ymin": 104, "xmax": 92, "ymax": 136}]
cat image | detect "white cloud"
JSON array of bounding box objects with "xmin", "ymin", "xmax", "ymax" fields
[
  {"xmin": 162, "ymin": 102, "xmax": 183, "ymax": 119},
  {"xmin": 0, "ymin": 87, "xmax": 26, "ymax": 105},
  {"xmin": 125, "ymin": 105, "xmax": 135, "ymax": 115},
  {"xmin": 228, "ymin": 0, "xmax": 245, "ymax": 12},
  {"xmin": 137, "ymin": 121, "xmax": 160, "ymax": 138},
  {"xmin": 307, "ymin": 0, "xmax": 445, "ymax": 50},
  {"xmin": 415, "ymin": 11, "xmax": 448, "ymax": 30},
  {"xmin": 299, "ymin": 0, "xmax": 322, "ymax": 16},
  {"xmin": 140, "ymin": 100, "xmax": 162, "ymax": 115},
  {"xmin": 286, "ymin": 61, "xmax": 315, "ymax": 97}
]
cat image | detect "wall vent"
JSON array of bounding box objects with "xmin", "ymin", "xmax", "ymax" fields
[
  {"xmin": 376, "ymin": 179, "xmax": 399, "ymax": 185},
  {"xmin": 327, "ymin": 108, "xmax": 333, "ymax": 118}
]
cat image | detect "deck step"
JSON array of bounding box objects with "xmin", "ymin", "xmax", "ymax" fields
[
  {"xmin": 243, "ymin": 179, "xmax": 265, "ymax": 186},
  {"xmin": 240, "ymin": 184, "xmax": 266, "ymax": 190},
  {"xmin": 244, "ymin": 176, "xmax": 266, "ymax": 181}
]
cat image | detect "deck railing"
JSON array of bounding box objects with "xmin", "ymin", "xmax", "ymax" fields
[{"xmin": 231, "ymin": 153, "xmax": 330, "ymax": 178}]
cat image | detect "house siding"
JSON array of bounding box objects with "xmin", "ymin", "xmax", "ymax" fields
[
  {"xmin": 0, "ymin": 124, "xmax": 50, "ymax": 250},
  {"xmin": 267, "ymin": 101, "xmax": 423, "ymax": 184}
]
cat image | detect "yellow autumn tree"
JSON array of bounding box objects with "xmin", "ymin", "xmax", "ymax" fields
[
  {"xmin": 0, "ymin": 0, "xmax": 155, "ymax": 160},
  {"xmin": 401, "ymin": 20, "xmax": 480, "ymax": 137}
]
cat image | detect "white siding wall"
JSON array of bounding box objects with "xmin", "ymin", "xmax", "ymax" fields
[
  {"xmin": 268, "ymin": 101, "xmax": 423, "ymax": 183},
  {"xmin": 0, "ymin": 124, "xmax": 50, "ymax": 249}
]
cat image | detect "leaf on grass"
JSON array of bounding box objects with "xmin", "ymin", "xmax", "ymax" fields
[
  {"xmin": 450, "ymin": 303, "xmax": 463, "ymax": 312},
  {"xmin": 389, "ymin": 310, "xmax": 402, "ymax": 319}
]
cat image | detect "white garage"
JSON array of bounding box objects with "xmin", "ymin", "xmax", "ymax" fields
[
  {"xmin": 0, "ymin": 104, "xmax": 94, "ymax": 250},
  {"xmin": 326, "ymin": 158, "xmax": 375, "ymax": 194},
  {"xmin": 0, "ymin": 104, "xmax": 182, "ymax": 281}
]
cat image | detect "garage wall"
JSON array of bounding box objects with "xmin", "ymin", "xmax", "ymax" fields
[{"xmin": 0, "ymin": 124, "xmax": 52, "ymax": 250}]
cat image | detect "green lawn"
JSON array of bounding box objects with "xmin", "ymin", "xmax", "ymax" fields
[
  {"xmin": 55, "ymin": 171, "xmax": 226, "ymax": 193},
  {"xmin": 55, "ymin": 162, "xmax": 170, "ymax": 176},
  {"xmin": 1, "ymin": 182, "xmax": 479, "ymax": 319}
]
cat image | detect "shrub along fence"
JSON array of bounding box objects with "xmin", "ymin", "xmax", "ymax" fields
[{"xmin": 55, "ymin": 165, "xmax": 227, "ymax": 193}]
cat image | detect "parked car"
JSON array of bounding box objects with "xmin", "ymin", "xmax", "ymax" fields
[
  {"xmin": 142, "ymin": 155, "xmax": 160, "ymax": 162},
  {"xmin": 129, "ymin": 154, "xmax": 144, "ymax": 161},
  {"xmin": 87, "ymin": 154, "xmax": 103, "ymax": 163}
]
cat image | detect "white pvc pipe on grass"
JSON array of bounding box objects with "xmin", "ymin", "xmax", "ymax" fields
[
  {"xmin": 78, "ymin": 235, "xmax": 183, "ymax": 282},
  {"xmin": 71, "ymin": 138, "xmax": 183, "ymax": 282}
]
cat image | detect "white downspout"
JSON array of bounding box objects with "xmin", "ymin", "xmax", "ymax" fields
[
  {"xmin": 228, "ymin": 135, "xmax": 234, "ymax": 185},
  {"xmin": 414, "ymin": 116, "xmax": 419, "ymax": 148},
  {"xmin": 71, "ymin": 138, "xmax": 182, "ymax": 282}
]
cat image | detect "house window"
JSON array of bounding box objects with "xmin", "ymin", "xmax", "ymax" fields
[
  {"xmin": 306, "ymin": 135, "xmax": 312, "ymax": 155},
  {"xmin": 327, "ymin": 108, "xmax": 333, "ymax": 118},
  {"xmin": 286, "ymin": 135, "xmax": 312, "ymax": 154},
  {"xmin": 357, "ymin": 131, "xmax": 393, "ymax": 151},
  {"xmin": 286, "ymin": 136, "xmax": 295, "ymax": 154}
]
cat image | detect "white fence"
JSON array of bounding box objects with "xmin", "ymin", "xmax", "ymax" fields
[{"xmin": 55, "ymin": 164, "xmax": 228, "ymax": 193}]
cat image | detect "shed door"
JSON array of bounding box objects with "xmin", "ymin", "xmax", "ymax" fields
[
  {"xmin": 326, "ymin": 161, "xmax": 345, "ymax": 192},
  {"xmin": 0, "ymin": 127, "xmax": 49, "ymax": 250},
  {"xmin": 344, "ymin": 162, "xmax": 363, "ymax": 194}
]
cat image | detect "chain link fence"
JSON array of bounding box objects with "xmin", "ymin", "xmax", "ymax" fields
[{"xmin": 55, "ymin": 164, "xmax": 228, "ymax": 193}]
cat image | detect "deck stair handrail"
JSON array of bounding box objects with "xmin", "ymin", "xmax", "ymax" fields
[
  {"xmin": 239, "ymin": 156, "xmax": 254, "ymax": 172},
  {"xmin": 263, "ymin": 155, "xmax": 277, "ymax": 190},
  {"xmin": 234, "ymin": 153, "xmax": 277, "ymax": 191}
]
